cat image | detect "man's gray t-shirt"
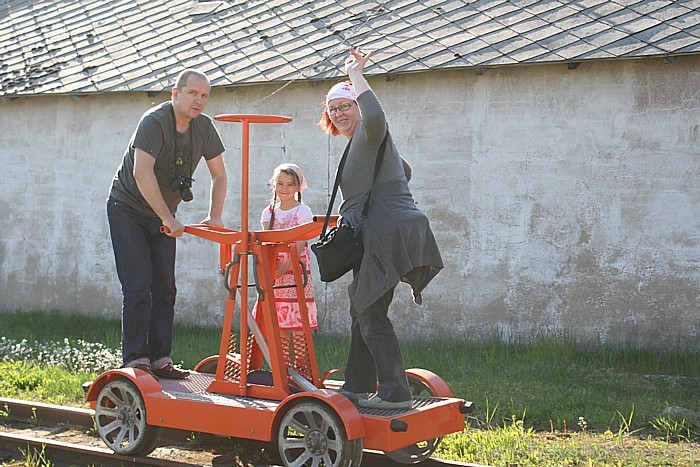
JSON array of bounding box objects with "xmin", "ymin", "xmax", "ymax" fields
[{"xmin": 109, "ymin": 101, "xmax": 225, "ymax": 217}]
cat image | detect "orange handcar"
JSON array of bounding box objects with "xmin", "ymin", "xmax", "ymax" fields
[{"xmin": 85, "ymin": 115, "xmax": 473, "ymax": 466}]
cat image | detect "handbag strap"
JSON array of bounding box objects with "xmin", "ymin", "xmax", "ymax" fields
[
  {"xmin": 320, "ymin": 131, "xmax": 389, "ymax": 237},
  {"xmin": 362, "ymin": 132, "xmax": 388, "ymax": 218}
]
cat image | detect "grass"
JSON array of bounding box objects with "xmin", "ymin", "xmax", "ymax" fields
[
  {"xmin": 1, "ymin": 309, "xmax": 699, "ymax": 466},
  {"xmin": 437, "ymin": 418, "xmax": 700, "ymax": 466},
  {"xmin": 398, "ymin": 337, "xmax": 700, "ymax": 434}
]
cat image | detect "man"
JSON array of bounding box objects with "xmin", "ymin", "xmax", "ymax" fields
[{"xmin": 107, "ymin": 69, "xmax": 227, "ymax": 379}]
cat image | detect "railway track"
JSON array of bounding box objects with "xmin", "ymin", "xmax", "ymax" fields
[{"xmin": 0, "ymin": 397, "xmax": 487, "ymax": 466}]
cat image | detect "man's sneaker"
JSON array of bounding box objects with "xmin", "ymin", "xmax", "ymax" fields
[
  {"xmin": 152, "ymin": 363, "xmax": 189, "ymax": 379},
  {"xmin": 338, "ymin": 388, "xmax": 372, "ymax": 402},
  {"xmin": 131, "ymin": 363, "xmax": 159, "ymax": 381},
  {"xmin": 358, "ymin": 396, "xmax": 412, "ymax": 410}
]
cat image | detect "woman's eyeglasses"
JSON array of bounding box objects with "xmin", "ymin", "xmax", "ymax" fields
[{"xmin": 327, "ymin": 102, "xmax": 355, "ymax": 116}]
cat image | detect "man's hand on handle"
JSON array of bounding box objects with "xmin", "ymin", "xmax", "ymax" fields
[
  {"xmin": 200, "ymin": 215, "xmax": 224, "ymax": 228},
  {"xmin": 161, "ymin": 217, "xmax": 185, "ymax": 237}
]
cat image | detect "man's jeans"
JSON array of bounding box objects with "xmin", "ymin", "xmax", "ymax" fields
[
  {"xmin": 107, "ymin": 197, "xmax": 176, "ymax": 366},
  {"xmin": 342, "ymin": 286, "xmax": 412, "ymax": 402}
]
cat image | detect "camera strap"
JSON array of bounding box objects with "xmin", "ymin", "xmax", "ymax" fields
[{"xmin": 171, "ymin": 104, "xmax": 193, "ymax": 179}]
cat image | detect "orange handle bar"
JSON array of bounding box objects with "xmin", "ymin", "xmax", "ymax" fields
[{"xmin": 160, "ymin": 217, "xmax": 339, "ymax": 244}]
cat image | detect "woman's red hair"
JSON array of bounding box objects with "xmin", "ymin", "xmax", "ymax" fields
[{"xmin": 318, "ymin": 102, "xmax": 341, "ymax": 136}]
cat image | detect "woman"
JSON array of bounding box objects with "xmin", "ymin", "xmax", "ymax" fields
[{"xmin": 319, "ymin": 48, "xmax": 443, "ymax": 409}]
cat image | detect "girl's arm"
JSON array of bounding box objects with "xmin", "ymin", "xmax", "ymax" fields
[
  {"xmin": 274, "ymin": 205, "xmax": 312, "ymax": 278},
  {"xmin": 275, "ymin": 240, "xmax": 307, "ymax": 278},
  {"xmin": 261, "ymin": 206, "xmax": 272, "ymax": 230}
]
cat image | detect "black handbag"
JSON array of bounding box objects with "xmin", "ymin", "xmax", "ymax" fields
[
  {"xmin": 311, "ymin": 133, "xmax": 388, "ymax": 282},
  {"xmin": 311, "ymin": 222, "xmax": 364, "ymax": 283}
]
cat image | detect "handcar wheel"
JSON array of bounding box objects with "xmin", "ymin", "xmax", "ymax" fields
[
  {"xmin": 384, "ymin": 374, "xmax": 442, "ymax": 464},
  {"xmin": 195, "ymin": 359, "xmax": 217, "ymax": 374},
  {"xmin": 278, "ymin": 401, "xmax": 363, "ymax": 467},
  {"xmin": 95, "ymin": 379, "xmax": 162, "ymax": 455}
]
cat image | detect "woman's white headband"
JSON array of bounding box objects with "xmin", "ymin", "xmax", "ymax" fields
[{"xmin": 326, "ymin": 81, "xmax": 356, "ymax": 105}]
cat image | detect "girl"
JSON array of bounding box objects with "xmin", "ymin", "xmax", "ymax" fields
[{"xmin": 260, "ymin": 163, "xmax": 318, "ymax": 336}]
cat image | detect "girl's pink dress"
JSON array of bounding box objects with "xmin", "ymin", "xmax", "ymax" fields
[{"xmin": 260, "ymin": 204, "xmax": 318, "ymax": 331}]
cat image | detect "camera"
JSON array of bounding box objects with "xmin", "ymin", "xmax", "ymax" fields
[{"xmin": 170, "ymin": 176, "xmax": 194, "ymax": 202}]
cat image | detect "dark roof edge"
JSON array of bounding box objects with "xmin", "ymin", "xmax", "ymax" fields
[{"xmin": 2, "ymin": 52, "xmax": 697, "ymax": 99}]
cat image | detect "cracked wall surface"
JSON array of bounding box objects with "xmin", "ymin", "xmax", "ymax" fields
[{"xmin": 1, "ymin": 56, "xmax": 698, "ymax": 349}]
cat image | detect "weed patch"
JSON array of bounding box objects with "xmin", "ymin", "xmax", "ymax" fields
[{"xmin": 0, "ymin": 337, "xmax": 121, "ymax": 374}]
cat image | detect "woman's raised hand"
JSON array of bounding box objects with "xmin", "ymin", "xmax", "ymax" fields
[{"xmin": 345, "ymin": 47, "xmax": 373, "ymax": 75}]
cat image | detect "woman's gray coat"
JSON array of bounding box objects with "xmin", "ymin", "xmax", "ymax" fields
[{"xmin": 337, "ymin": 90, "xmax": 443, "ymax": 314}]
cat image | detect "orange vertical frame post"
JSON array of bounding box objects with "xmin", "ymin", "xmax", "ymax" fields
[{"xmin": 210, "ymin": 114, "xmax": 294, "ymax": 399}]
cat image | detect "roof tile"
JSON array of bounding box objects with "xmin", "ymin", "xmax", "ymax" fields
[
  {"xmin": 554, "ymin": 40, "xmax": 598, "ymax": 59},
  {"xmin": 674, "ymin": 10, "xmax": 700, "ymax": 30},
  {"xmin": 586, "ymin": 2, "xmax": 627, "ymax": 18},
  {"xmin": 507, "ymin": 41, "xmax": 551, "ymax": 61},
  {"xmin": 654, "ymin": 30, "xmax": 700, "ymax": 52},
  {"xmin": 528, "ymin": 0, "xmax": 563, "ymax": 16},
  {"xmin": 482, "ymin": 26, "xmax": 520, "ymax": 45},
  {"xmin": 646, "ymin": 3, "xmax": 693, "ymax": 22},
  {"xmin": 602, "ymin": 35, "xmax": 650, "ymax": 56},
  {"xmin": 585, "ymin": 28, "xmax": 629, "ymax": 48},
  {"xmin": 513, "ymin": 16, "xmax": 554, "ymax": 34},
  {"xmin": 522, "ymin": 24, "xmax": 566, "ymax": 43}
]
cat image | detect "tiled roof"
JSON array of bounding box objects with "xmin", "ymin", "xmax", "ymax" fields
[{"xmin": 1, "ymin": 0, "xmax": 699, "ymax": 96}]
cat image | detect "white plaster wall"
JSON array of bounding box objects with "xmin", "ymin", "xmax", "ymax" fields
[{"xmin": 1, "ymin": 56, "xmax": 698, "ymax": 349}]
